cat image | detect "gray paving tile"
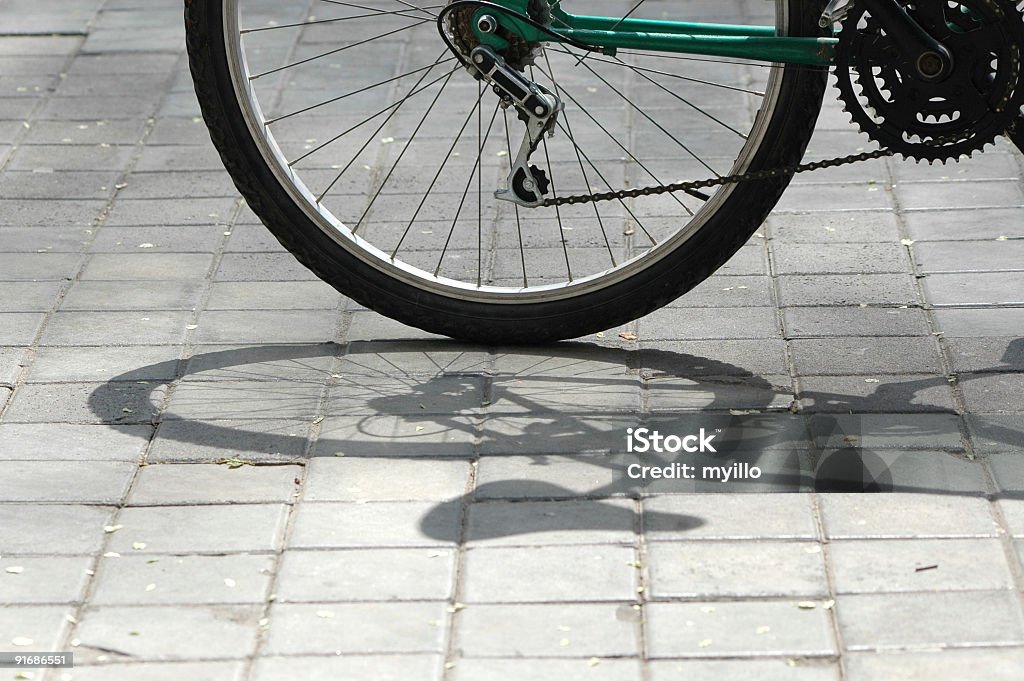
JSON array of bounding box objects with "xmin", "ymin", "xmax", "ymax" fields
[
  {"xmin": 783, "ymin": 306, "xmax": 931, "ymax": 338},
  {"xmin": 965, "ymin": 414, "xmax": 1024, "ymax": 454},
  {"xmin": 0, "ymin": 224, "xmax": 93, "ymax": 250},
  {"xmin": 0, "ymin": 425, "xmax": 146, "ymax": 462},
  {"xmin": 998, "ymin": 499, "xmax": 1024, "ymax": 537},
  {"xmin": 303, "ymin": 458, "xmax": 470, "ymax": 502},
  {"xmin": 455, "ymin": 603, "xmax": 638, "ymax": 657},
  {"xmin": 60, "ymin": 280, "xmax": 204, "ymax": 311},
  {"xmin": 932, "ymin": 308, "xmax": 1024, "ymax": 337},
  {"xmin": 914, "ymin": 240, "xmax": 1024, "ymax": 274},
  {"xmin": 214, "ymin": 252, "xmax": 320, "ymax": 282},
  {"xmin": 960, "ymin": 373, "xmax": 1024, "ymax": 413},
  {"xmin": 0, "ymin": 281, "xmax": 63, "ymax": 312},
  {"xmin": 474, "ymin": 455, "xmax": 629, "ymax": 500},
  {"xmin": 668, "ymin": 275, "xmax": 775, "ymax": 308},
  {"xmin": 0, "ymin": 313, "xmax": 44, "ymax": 344},
  {"xmin": 148, "ymin": 418, "xmax": 311, "ymax": 463},
  {"xmin": 644, "ymin": 494, "xmax": 818, "ymax": 540},
  {"xmin": 265, "ymin": 602, "xmax": 448, "ymax": 655},
  {"xmin": 897, "ymin": 180, "xmax": 1024, "ymax": 210},
  {"xmin": 311, "ymin": 413, "xmax": 478, "ymax": 458},
  {"xmin": 66, "ymin": 662, "xmax": 246, "ymax": 681},
  {"xmin": 777, "ymin": 274, "xmax": 920, "ymax": 307},
  {"xmin": 0, "ymin": 346, "xmax": 27, "ymax": 386},
  {"xmin": 773, "ymin": 243, "xmax": 910, "ymax": 275},
  {"xmin": 0, "ymin": 503, "xmax": 113, "ymax": 555},
  {"xmin": 2, "ymin": 381, "xmax": 166, "ymax": 424},
  {"xmin": 647, "ymin": 541, "xmax": 827, "ymax": 599},
  {"xmin": 0, "ymin": 555, "xmax": 92, "ymax": 604},
  {"xmin": 638, "ymin": 307, "xmax": 780, "ymax": 341},
  {"xmin": 182, "ymin": 343, "xmax": 337, "ymax": 383},
  {"xmin": 479, "ymin": 414, "xmax": 640, "ymax": 455},
  {"xmin": 39, "ymin": 310, "xmax": 193, "ymax": 345},
  {"xmin": 797, "ymin": 375, "xmax": 956, "ymax": 413},
  {"xmin": 205, "ymin": 281, "xmax": 343, "ymax": 310},
  {"xmin": 645, "ymin": 601, "xmax": 835, "ymax": 658},
  {"xmin": 819, "ymin": 494, "xmax": 998, "ymax": 538},
  {"xmin": 466, "ymin": 499, "xmax": 636, "ymax": 547},
  {"xmin": 452, "ymin": 658, "xmax": 641, "ymax": 681},
  {"xmin": 275, "ymin": 548, "xmax": 455, "ymax": 602},
  {"xmin": 330, "ymin": 375, "xmax": 486, "ymax": 416},
  {"xmin": 947, "ymin": 337, "xmax": 1024, "ymax": 373},
  {"xmin": 192, "ymin": 310, "xmax": 339, "ymax": 344},
  {"xmin": 75, "ymin": 605, "xmax": 261, "ymax": 662},
  {"xmin": 789, "ymin": 337, "xmax": 943, "ymax": 375},
  {"xmin": 990, "ymin": 454, "xmax": 1024, "ymax": 496},
  {"xmin": 105, "ymin": 504, "xmax": 288, "ymax": 554},
  {"xmin": 0, "ymin": 605, "xmax": 71, "ymax": 652},
  {"xmin": 904, "ymin": 207, "xmax": 1024, "ymax": 241},
  {"xmin": 288, "ymin": 501, "xmax": 460, "ymax": 548},
  {"xmin": 0, "ymin": 460, "xmax": 134, "ymax": 503},
  {"xmin": 252, "ymin": 655, "xmax": 442, "ymax": 681},
  {"xmin": 88, "ymin": 225, "xmax": 223, "ymax": 253},
  {"xmin": 837, "ymin": 591, "xmax": 1024, "ymax": 650},
  {"xmin": 462, "ymin": 545, "xmax": 636, "ymax": 603},
  {"xmin": 81, "ymin": 253, "xmax": 214, "ymax": 281},
  {"xmin": 489, "ymin": 376, "xmax": 641, "ymax": 414},
  {"xmin": 808, "ymin": 414, "xmax": 964, "ymax": 449},
  {"xmin": 830, "ymin": 538, "xmax": 1014, "ymax": 593},
  {"xmin": 808, "ymin": 447, "xmax": 988, "ymax": 494},
  {"xmin": 845, "ymin": 649, "xmax": 1024, "ymax": 681},
  {"xmin": 0, "ymin": 252, "xmax": 83, "ymax": 278},
  {"xmin": 89, "ymin": 554, "xmax": 274, "ymax": 606},
  {"xmin": 649, "ymin": 659, "xmax": 839, "ymax": 681},
  {"xmin": 128, "ymin": 463, "xmax": 302, "ymax": 505},
  {"xmin": 26, "ymin": 345, "xmax": 181, "ymax": 383},
  {"xmin": 103, "ymin": 197, "xmax": 237, "ymax": 227},
  {"xmin": 638, "ymin": 339, "xmax": 789, "ymax": 377},
  {"xmin": 163, "ymin": 379, "xmax": 323, "ymax": 421},
  {"xmin": 923, "ymin": 272, "xmax": 1024, "ymax": 306}
]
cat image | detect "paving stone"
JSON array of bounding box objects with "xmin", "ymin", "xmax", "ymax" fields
[
  {"xmin": 0, "ymin": 605, "xmax": 72, "ymax": 653},
  {"xmin": 947, "ymin": 337, "xmax": 1024, "ymax": 373},
  {"xmin": 647, "ymin": 541, "xmax": 827, "ymax": 599},
  {"xmin": 644, "ymin": 494, "xmax": 818, "ymax": 540},
  {"xmin": 914, "ymin": 240, "xmax": 1024, "ymax": 274},
  {"xmin": 648, "ymin": 373, "xmax": 794, "ymax": 412},
  {"xmin": 90, "ymin": 554, "xmax": 274, "ymax": 606},
  {"xmin": 330, "ymin": 375, "xmax": 486, "ymax": 416},
  {"xmin": 265, "ymin": 602, "xmax": 448, "ymax": 655},
  {"xmin": 3, "ymin": 381, "xmax": 166, "ymax": 424},
  {"xmin": 0, "ymin": 346, "xmax": 28, "ymax": 385},
  {"xmin": 105, "ymin": 504, "xmax": 288, "ymax": 554},
  {"xmin": 311, "ymin": 413, "xmax": 478, "ymax": 458},
  {"xmin": 990, "ymin": 455, "xmax": 1024, "ymax": 497},
  {"xmin": 782, "ymin": 306, "xmax": 931, "ymax": 338},
  {"xmin": 192, "ymin": 310, "xmax": 339, "ymax": 344},
  {"xmin": 960, "ymin": 373, "xmax": 1024, "ymax": 413},
  {"xmin": 289, "ymin": 501, "xmax": 460, "ymax": 549},
  {"xmin": 819, "ymin": 494, "xmax": 998, "ymax": 538},
  {"xmin": 303, "ymin": 458, "xmax": 470, "ymax": 502},
  {"xmin": 103, "ymin": 198, "xmax": 237, "ymax": 227},
  {"xmin": 81, "ymin": 253, "xmax": 214, "ymax": 281},
  {"xmin": 214, "ymin": 252, "xmax": 320, "ymax": 281},
  {"xmin": 479, "ymin": 414, "xmax": 640, "ymax": 455},
  {"xmin": 455, "ymin": 603, "xmax": 638, "ymax": 657},
  {"xmin": 830, "ymin": 538, "xmax": 1014, "ymax": 593},
  {"xmin": 773, "ymin": 243, "xmax": 910, "ymax": 275},
  {"xmin": 26, "ymin": 345, "xmax": 182, "ymax": 383},
  {"xmin": 897, "ymin": 180, "xmax": 1024, "ymax": 210},
  {"xmin": 148, "ymin": 418, "xmax": 311, "ymax": 463},
  {"xmin": 7, "ymin": 144, "xmax": 134, "ymax": 172},
  {"xmin": 0, "ymin": 504, "xmax": 113, "ymax": 555},
  {"xmin": 649, "ymin": 659, "xmax": 839, "ymax": 681},
  {"xmin": 0, "ymin": 313, "xmax": 45, "ymax": 344},
  {"xmin": 645, "ymin": 601, "xmax": 835, "ymax": 658},
  {"xmin": 489, "ymin": 376, "xmax": 641, "ymax": 414},
  {"xmin": 998, "ymin": 498, "xmax": 1024, "ymax": 537},
  {"xmin": 638, "ymin": 307, "xmax": 780, "ymax": 341},
  {"xmin": 67, "ymin": 662, "xmax": 246, "ymax": 681},
  {"xmin": 163, "ymin": 379, "xmax": 323, "ymax": 422},
  {"xmin": 182, "ymin": 343, "xmax": 338, "ymax": 383},
  {"xmin": 776, "ymin": 183, "xmax": 894, "ymax": 212},
  {"xmin": 797, "ymin": 375, "xmax": 956, "ymax": 413},
  {"xmin": 88, "ymin": 225, "xmax": 224, "ymax": 253},
  {"xmin": 0, "ymin": 252, "xmax": 83, "ymax": 279},
  {"xmin": 346, "ymin": 311, "xmax": 446, "ymax": 341},
  {"xmin": 966, "ymin": 414, "xmax": 1024, "ymax": 454},
  {"xmin": 923, "ymin": 272, "xmax": 1024, "ymax": 306},
  {"xmin": 808, "ymin": 414, "xmax": 964, "ymax": 449},
  {"xmin": 837, "ymin": 591, "xmax": 1024, "ymax": 651},
  {"xmin": 845, "ymin": 649, "xmax": 1024, "ymax": 681},
  {"xmin": 128, "ymin": 463, "xmax": 302, "ymax": 505},
  {"xmin": 342, "ymin": 340, "xmax": 490, "ymax": 378},
  {"xmin": 777, "ymin": 274, "xmax": 920, "ymax": 307},
  {"xmin": 23, "ymin": 119, "xmax": 147, "ymax": 145},
  {"xmin": 463, "ymin": 545, "xmax": 636, "ymax": 603},
  {"xmin": 453, "ymin": 658, "xmax": 641, "ymax": 681},
  {"xmin": 40, "ymin": 310, "xmax": 193, "ymax": 345},
  {"xmin": 252, "ymin": 655, "xmax": 442, "ymax": 681},
  {"xmin": 60, "ymin": 280, "xmax": 204, "ymax": 311},
  {"xmin": 0, "ymin": 555, "xmax": 93, "ymax": 604},
  {"xmin": 205, "ymin": 281, "xmax": 343, "ymax": 310},
  {"xmin": 903, "ymin": 207, "xmax": 1024, "ymax": 241},
  {"xmin": 474, "ymin": 455, "xmax": 631, "ymax": 500},
  {"xmin": 790, "ymin": 337, "xmax": 943, "ymax": 375},
  {"xmin": 639, "ymin": 339, "xmax": 789, "ymax": 377},
  {"xmin": 75, "ymin": 605, "xmax": 261, "ymax": 662},
  {"xmin": 807, "ymin": 447, "xmax": 988, "ymax": 494},
  {"xmin": 115, "ymin": 171, "xmax": 236, "ymax": 200},
  {"xmin": 275, "ymin": 548, "xmax": 455, "ymax": 602},
  {"xmin": 465, "ymin": 499, "xmax": 636, "ymax": 550},
  {"xmin": 667, "ymin": 275, "xmax": 775, "ymax": 308},
  {"xmin": 0, "ymin": 460, "xmax": 134, "ymax": 503},
  {"xmin": 0, "ymin": 281, "xmax": 63, "ymax": 312},
  {"xmin": 932, "ymin": 308, "xmax": 1024, "ymax": 337}
]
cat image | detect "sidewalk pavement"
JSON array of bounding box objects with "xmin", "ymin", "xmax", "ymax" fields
[{"xmin": 1, "ymin": 2, "xmax": 1024, "ymax": 680}]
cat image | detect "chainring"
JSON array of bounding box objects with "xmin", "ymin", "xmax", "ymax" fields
[{"xmin": 834, "ymin": 0, "xmax": 1024, "ymax": 162}]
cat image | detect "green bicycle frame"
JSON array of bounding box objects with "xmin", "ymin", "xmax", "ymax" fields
[{"xmin": 472, "ymin": 1, "xmax": 837, "ymax": 67}]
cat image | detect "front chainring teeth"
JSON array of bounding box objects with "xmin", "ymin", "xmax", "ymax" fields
[{"xmin": 833, "ymin": 0, "xmax": 1024, "ymax": 163}]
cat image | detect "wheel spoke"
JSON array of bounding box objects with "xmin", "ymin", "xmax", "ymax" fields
[{"xmin": 241, "ymin": 5, "xmax": 445, "ymax": 33}]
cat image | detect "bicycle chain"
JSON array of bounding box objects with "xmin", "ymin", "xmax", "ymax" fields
[{"xmin": 542, "ymin": 143, "xmax": 900, "ymax": 208}]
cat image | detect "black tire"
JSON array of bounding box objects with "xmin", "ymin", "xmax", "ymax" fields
[{"xmin": 185, "ymin": 0, "xmax": 827, "ymax": 344}]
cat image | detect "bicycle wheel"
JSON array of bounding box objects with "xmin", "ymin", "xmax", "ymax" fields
[{"xmin": 185, "ymin": 0, "xmax": 827, "ymax": 343}]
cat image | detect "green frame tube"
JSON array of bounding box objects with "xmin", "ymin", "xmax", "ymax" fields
[{"xmin": 472, "ymin": 3, "xmax": 837, "ymax": 67}]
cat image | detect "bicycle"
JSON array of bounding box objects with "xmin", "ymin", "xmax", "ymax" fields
[{"xmin": 184, "ymin": 0, "xmax": 1024, "ymax": 343}]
